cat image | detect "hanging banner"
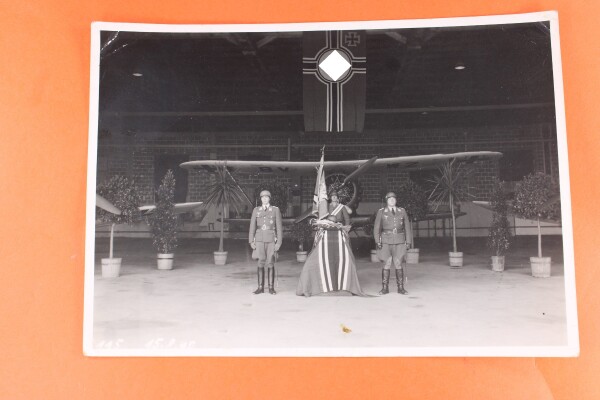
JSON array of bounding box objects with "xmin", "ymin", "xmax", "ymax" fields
[{"xmin": 303, "ymin": 30, "xmax": 366, "ymax": 133}]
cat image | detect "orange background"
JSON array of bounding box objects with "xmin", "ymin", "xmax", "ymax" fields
[{"xmin": 1, "ymin": 0, "xmax": 599, "ymax": 398}]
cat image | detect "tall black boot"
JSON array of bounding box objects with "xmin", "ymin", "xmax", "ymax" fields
[
  {"xmin": 395, "ymin": 267, "xmax": 407, "ymax": 295},
  {"xmin": 253, "ymin": 267, "xmax": 265, "ymax": 294},
  {"xmin": 268, "ymin": 268, "xmax": 276, "ymax": 294},
  {"xmin": 378, "ymin": 269, "xmax": 390, "ymax": 295}
]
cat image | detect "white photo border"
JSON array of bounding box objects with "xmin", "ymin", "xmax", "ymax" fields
[{"xmin": 84, "ymin": 11, "xmax": 579, "ymax": 357}]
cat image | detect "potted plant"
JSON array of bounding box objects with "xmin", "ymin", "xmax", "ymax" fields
[
  {"xmin": 361, "ymin": 214, "xmax": 380, "ymax": 262},
  {"xmin": 486, "ymin": 179, "xmax": 512, "ymax": 272},
  {"xmin": 290, "ymin": 220, "xmax": 313, "ymax": 262},
  {"xmin": 428, "ymin": 161, "xmax": 473, "ymax": 267},
  {"xmin": 147, "ymin": 170, "xmax": 178, "ymax": 270},
  {"xmin": 96, "ymin": 175, "xmax": 142, "ymax": 278},
  {"xmin": 396, "ymin": 180, "xmax": 428, "ymax": 264},
  {"xmin": 203, "ymin": 167, "xmax": 251, "ymax": 265},
  {"xmin": 512, "ymin": 172, "xmax": 560, "ymax": 277}
]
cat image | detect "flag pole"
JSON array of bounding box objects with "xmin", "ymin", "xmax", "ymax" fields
[{"xmin": 315, "ymin": 146, "xmax": 329, "ymax": 220}]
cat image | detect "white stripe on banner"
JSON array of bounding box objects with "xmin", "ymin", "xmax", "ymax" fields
[
  {"xmin": 332, "ymin": 204, "xmax": 344, "ymax": 216},
  {"xmin": 327, "ymin": 32, "xmax": 333, "ymax": 132},
  {"xmin": 343, "ymin": 233, "xmax": 350, "ymax": 290},
  {"xmin": 337, "ymin": 32, "xmax": 343, "ymax": 132},
  {"xmin": 324, "ymin": 231, "xmax": 333, "ymax": 289},
  {"xmin": 318, "ymin": 234, "xmax": 327, "ymax": 292},
  {"xmin": 326, "ymin": 82, "xmax": 331, "ymax": 132},
  {"xmin": 338, "ymin": 230, "xmax": 343, "ymax": 289},
  {"xmin": 307, "ymin": 67, "xmax": 334, "ymax": 132},
  {"xmin": 337, "ymin": 81, "xmax": 342, "ymax": 132},
  {"xmin": 303, "ymin": 31, "xmax": 331, "ymax": 62}
]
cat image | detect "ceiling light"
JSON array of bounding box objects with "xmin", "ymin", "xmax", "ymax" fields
[
  {"xmin": 132, "ymin": 72, "xmax": 143, "ymax": 77},
  {"xmin": 454, "ymin": 62, "xmax": 466, "ymax": 70}
]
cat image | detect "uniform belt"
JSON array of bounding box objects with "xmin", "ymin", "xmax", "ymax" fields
[
  {"xmin": 257, "ymin": 228, "xmax": 275, "ymax": 232},
  {"xmin": 383, "ymin": 228, "xmax": 404, "ymax": 234}
]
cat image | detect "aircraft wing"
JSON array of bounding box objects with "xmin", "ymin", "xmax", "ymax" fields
[
  {"xmin": 472, "ymin": 201, "xmax": 560, "ymax": 224},
  {"xmin": 96, "ymin": 194, "xmax": 122, "ymax": 215},
  {"xmin": 179, "ymin": 151, "xmax": 502, "ymax": 174},
  {"xmin": 139, "ymin": 201, "xmax": 203, "ymax": 216},
  {"xmin": 472, "ymin": 201, "xmax": 497, "ymax": 213}
]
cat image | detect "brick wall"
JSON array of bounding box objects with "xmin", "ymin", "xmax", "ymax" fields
[{"xmin": 96, "ymin": 122, "xmax": 559, "ymax": 207}]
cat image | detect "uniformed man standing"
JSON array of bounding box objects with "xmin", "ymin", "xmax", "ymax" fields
[
  {"xmin": 249, "ymin": 190, "xmax": 283, "ymax": 294},
  {"xmin": 373, "ymin": 192, "xmax": 413, "ymax": 295}
]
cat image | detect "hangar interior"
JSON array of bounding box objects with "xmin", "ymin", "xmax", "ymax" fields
[
  {"xmin": 96, "ymin": 23, "xmax": 560, "ymax": 240},
  {"xmin": 91, "ymin": 22, "xmax": 569, "ymax": 351}
]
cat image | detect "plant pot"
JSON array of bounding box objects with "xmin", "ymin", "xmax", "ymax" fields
[
  {"xmin": 449, "ymin": 252, "xmax": 463, "ymax": 268},
  {"xmin": 296, "ymin": 251, "xmax": 308, "ymax": 262},
  {"xmin": 491, "ymin": 255, "xmax": 505, "ymax": 272},
  {"xmin": 530, "ymin": 257, "xmax": 551, "ymax": 278},
  {"xmin": 157, "ymin": 253, "xmax": 174, "ymax": 270},
  {"xmin": 214, "ymin": 251, "xmax": 228, "ymax": 265},
  {"xmin": 371, "ymin": 249, "xmax": 379, "ymax": 263},
  {"xmin": 407, "ymin": 248, "xmax": 420, "ymax": 264},
  {"xmin": 101, "ymin": 257, "xmax": 122, "ymax": 278}
]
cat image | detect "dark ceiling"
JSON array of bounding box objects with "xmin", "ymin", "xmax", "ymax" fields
[{"xmin": 98, "ymin": 22, "xmax": 555, "ymax": 133}]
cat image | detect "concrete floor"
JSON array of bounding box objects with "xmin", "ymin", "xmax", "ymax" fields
[{"xmin": 91, "ymin": 237, "xmax": 568, "ymax": 354}]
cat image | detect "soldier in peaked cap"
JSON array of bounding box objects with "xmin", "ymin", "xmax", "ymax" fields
[
  {"xmin": 249, "ymin": 190, "xmax": 283, "ymax": 294},
  {"xmin": 373, "ymin": 191, "xmax": 413, "ymax": 295}
]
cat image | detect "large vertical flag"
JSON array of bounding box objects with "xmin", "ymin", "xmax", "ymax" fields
[
  {"xmin": 312, "ymin": 148, "xmax": 329, "ymax": 219},
  {"xmin": 303, "ymin": 30, "xmax": 366, "ymax": 133}
]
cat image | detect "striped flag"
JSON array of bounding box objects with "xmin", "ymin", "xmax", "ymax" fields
[
  {"xmin": 312, "ymin": 148, "xmax": 329, "ymax": 219},
  {"xmin": 303, "ymin": 30, "xmax": 367, "ymax": 132}
]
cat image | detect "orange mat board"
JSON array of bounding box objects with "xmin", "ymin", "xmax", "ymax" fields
[{"xmin": 1, "ymin": 1, "xmax": 599, "ymax": 400}]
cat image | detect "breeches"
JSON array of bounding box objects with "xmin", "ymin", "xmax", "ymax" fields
[
  {"xmin": 381, "ymin": 243, "xmax": 407, "ymax": 269},
  {"xmin": 256, "ymin": 241, "xmax": 275, "ymax": 268}
]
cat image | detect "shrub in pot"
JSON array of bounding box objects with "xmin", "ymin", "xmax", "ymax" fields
[
  {"xmin": 362, "ymin": 214, "xmax": 379, "ymax": 262},
  {"xmin": 202, "ymin": 167, "xmax": 252, "ymax": 265},
  {"xmin": 290, "ymin": 220, "xmax": 313, "ymax": 262},
  {"xmin": 486, "ymin": 180, "xmax": 512, "ymax": 272},
  {"xmin": 96, "ymin": 175, "xmax": 142, "ymax": 278},
  {"xmin": 428, "ymin": 161, "xmax": 474, "ymax": 267},
  {"xmin": 147, "ymin": 170, "xmax": 178, "ymax": 270},
  {"xmin": 512, "ymin": 173, "xmax": 560, "ymax": 277}
]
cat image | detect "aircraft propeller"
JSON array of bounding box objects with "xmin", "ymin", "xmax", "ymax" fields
[{"xmin": 342, "ymin": 156, "xmax": 378, "ymax": 185}]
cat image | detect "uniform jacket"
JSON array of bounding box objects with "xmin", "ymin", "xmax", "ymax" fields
[
  {"xmin": 249, "ymin": 205, "xmax": 283, "ymax": 244},
  {"xmin": 326, "ymin": 203, "xmax": 351, "ymax": 225},
  {"xmin": 374, "ymin": 206, "xmax": 413, "ymax": 245}
]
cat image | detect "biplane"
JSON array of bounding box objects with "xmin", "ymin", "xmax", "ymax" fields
[{"xmin": 179, "ymin": 151, "xmax": 503, "ymax": 229}]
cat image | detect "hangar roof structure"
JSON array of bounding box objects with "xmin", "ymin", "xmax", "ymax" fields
[{"xmin": 98, "ymin": 22, "xmax": 555, "ymax": 134}]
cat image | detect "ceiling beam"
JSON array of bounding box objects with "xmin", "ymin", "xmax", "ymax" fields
[{"xmin": 103, "ymin": 103, "xmax": 554, "ymax": 118}]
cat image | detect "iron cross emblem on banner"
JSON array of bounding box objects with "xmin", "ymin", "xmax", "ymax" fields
[{"xmin": 344, "ymin": 32, "xmax": 360, "ymax": 47}]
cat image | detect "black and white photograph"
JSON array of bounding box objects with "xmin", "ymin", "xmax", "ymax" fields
[{"xmin": 84, "ymin": 12, "xmax": 578, "ymax": 356}]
